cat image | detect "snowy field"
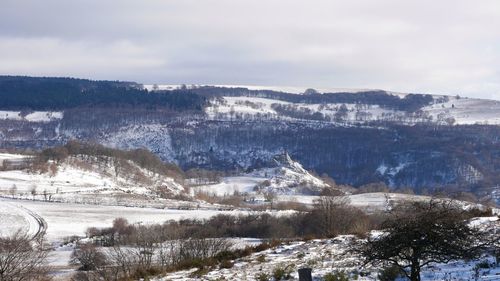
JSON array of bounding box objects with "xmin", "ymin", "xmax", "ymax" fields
[
  {"xmin": 0, "ymin": 110, "xmax": 63, "ymax": 122},
  {"xmin": 0, "ymin": 200, "xmax": 40, "ymax": 238},
  {"xmin": 205, "ymin": 96, "xmax": 405, "ymax": 124},
  {"xmin": 0, "ymin": 198, "xmax": 262, "ymax": 242},
  {"xmin": 204, "ymin": 93, "xmax": 500, "ymax": 125},
  {"xmin": 423, "ymin": 96, "xmax": 500, "ymax": 125},
  {"xmin": 193, "ymin": 176, "xmax": 267, "ymax": 196}
]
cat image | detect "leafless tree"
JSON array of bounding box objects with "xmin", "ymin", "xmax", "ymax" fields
[
  {"xmin": 311, "ymin": 196, "xmax": 368, "ymax": 237},
  {"xmin": 0, "ymin": 232, "xmax": 50, "ymax": 281},
  {"xmin": 263, "ymin": 191, "xmax": 276, "ymax": 209},
  {"xmin": 70, "ymin": 243, "xmax": 107, "ymax": 271},
  {"xmin": 30, "ymin": 184, "xmax": 37, "ymax": 200},
  {"xmin": 9, "ymin": 184, "xmax": 17, "ymax": 198}
]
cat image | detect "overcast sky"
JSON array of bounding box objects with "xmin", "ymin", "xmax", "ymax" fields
[{"xmin": 1, "ymin": 0, "xmax": 500, "ymax": 99}]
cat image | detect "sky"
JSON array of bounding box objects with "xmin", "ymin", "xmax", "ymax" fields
[{"xmin": 1, "ymin": 0, "xmax": 500, "ymax": 99}]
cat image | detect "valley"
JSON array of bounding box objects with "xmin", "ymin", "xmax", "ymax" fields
[{"xmin": 0, "ymin": 77, "xmax": 499, "ymax": 281}]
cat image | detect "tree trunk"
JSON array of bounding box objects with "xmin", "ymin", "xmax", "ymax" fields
[{"xmin": 410, "ymin": 263, "xmax": 421, "ymax": 281}]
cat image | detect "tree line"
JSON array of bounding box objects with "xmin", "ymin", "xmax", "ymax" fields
[{"xmin": 0, "ymin": 76, "xmax": 207, "ymax": 111}]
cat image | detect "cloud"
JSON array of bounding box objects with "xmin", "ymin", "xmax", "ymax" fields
[{"xmin": 1, "ymin": 0, "xmax": 499, "ymax": 99}]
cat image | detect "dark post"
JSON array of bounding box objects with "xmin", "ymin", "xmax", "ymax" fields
[{"xmin": 298, "ymin": 268, "xmax": 312, "ymax": 281}]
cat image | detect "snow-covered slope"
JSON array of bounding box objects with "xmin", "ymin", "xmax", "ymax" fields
[
  {"xmin": 154, "ymin": 218, "xmax": 500, "ymax": 281},
  {"xmin": 0, "ymin": 154, "xmax": 185, "ymax": 205},
  {"xmin": 206, "ymin": 95, "xmax": 409, "ymax": 124},
  {"xmin": 0, "ymin": 200, "xmax": 41, "ymax": 238},
  {"xmin": 204, "ymin": 90, "xmax": 500, "ymax": 125},
  {"xmin": 422, "ymin": 95, "xmax": 500, "ymax": 125},
  {"xmin": 193, "ymin": 152, "xmax": 330, "ymax": 196}
]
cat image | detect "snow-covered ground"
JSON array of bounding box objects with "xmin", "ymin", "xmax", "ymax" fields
[
  {"xmin": 205, "ymin": 96, "xmax": 406, "ymax": 124},
  {"xmin": 192, "ymin": 153, "xmax": 329, "ymax": 197},
  {"xmin": 0, "ymin": 200, "xmax": 40, "ymax": 238},
  {"xmin": 193, "ymin": 176, "xmax": 267, "ymax": 196},
  {"xmin": 203, "ymin": 92, "xmax": 500, "ymax": 125},
  {"xmin": 0, "ymin": 154, "xmax": 185, "ymax": 206},
  {"xmin": 0, "ymin": 153, "xmax": 28, "ymax": 161},
  {"xmin": 423, "ymin": 96, "xmax": 500, "ymax": 125},
  {"xmin": 0, "ymin": 110, "xmax": 63, "ymax": 122},
  {"xmin": 0, "ymin": 198, "xmax": 287, "ymax": 242},
  {"xmin": 278, "ymin": 192, "xmax": 429, "ymax": 211},
  {"xmin": 153, "ymin": 233, "xmax": 500, "ymax": 281}
]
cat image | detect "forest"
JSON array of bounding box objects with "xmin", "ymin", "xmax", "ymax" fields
[{"xmin": 0, "ymin": 76, "xmax": 206, "ymax": 111}]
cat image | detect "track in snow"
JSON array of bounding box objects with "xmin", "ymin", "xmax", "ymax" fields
[
  {"xmin": 0, "ymin": 199, "xmax": 47, "ymax": 240},
  {"xmin": 18, "ymin": 205, "xmax": 47, "ymax": 241}
]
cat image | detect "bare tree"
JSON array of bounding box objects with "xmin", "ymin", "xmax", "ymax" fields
[
  {"xmin": 176, "ymin": 238, "xmax": 233, "ymax": 263},
  {"xmin": 334, "ymin": 104, "xmax": 349, "ymax": 122},
  {"xmin": 9, "ymin": 184, "xmax": 17, "ymax": 198},
  {"xmin": 310, "ymin": 196, "xmax": 367, "ymax": 237},
  {"xmin": 70, "ymin": 243, "xmax": 107, "ymax": 271},
  {"xmin": 30, "ymin": 184, "xmax": 37, "ymax": 200},
  {"xmin": 0, "ymin": 232, "xmax": 50, "ymax": 281},
  {"xmin": 263, "ymin": 191, "xmax": 276, "ymax": 209}
]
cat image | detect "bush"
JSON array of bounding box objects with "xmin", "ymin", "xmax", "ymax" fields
[
  {"xmin": 255, "ymin": 272, "xmax": 270, "ymax": 281},
  {"xmin": 323, "ymin": 271, "xmax": 349, "ymax": 281},
  {"xmin": 272, "ymin": 264, "xmax": 293, "ymax": 280},
  {"xmin": 219, "ymin": 259, "xmax": 234, "ymax": 269},
  {"xmin": 476, "ymin": 260, "xmax": 491, "ymax": 269},
  {"xmin": 70, "ymin": 243, "xmax": 107, "ymax": 271},
  {"xmin": 378, "ymin": 266, "xmax": 404, "ymax": 281}
]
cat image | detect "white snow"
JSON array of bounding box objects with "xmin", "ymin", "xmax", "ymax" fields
[
  {"xmin": 203, "ymin": 91, "xmax": 500, "ymax": 125},
  {"xmin": 0, "ymin": 111, "xmax": 22, "ymax": 121},
  {"xmin": 153, "ymin": 232, "xmax": 500, "ymax": 281},
  {"xmin": 192, "ymin": 153, "xmax": 329, "ymax": 196},
  {"xmin": 0, "ymin": 111, "xmax": 63, "ymax": 122},
  {"xmin": 193, "ymin": 176, "xmax": 267, "ymax": 196},
  {"xmin": 0, "ymin": 198, "xmax": 292, "ymax": 242},
  {"xmin": 0, "ymin": 200, "xmax": 39, "ymax": 238},
  {"xmin": 422, "ymin": 96, "xmax": 500, "ymax": 125},
  {"xmin": 0, "ymin": 155, "xmax": 185, "ymax": 205}
]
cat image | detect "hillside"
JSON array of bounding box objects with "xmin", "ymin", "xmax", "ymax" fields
[
  {"xmin": 0, "ymin": 153, "xmax": 188, "ymax": 207},
  {"xmin": 193, "ymin": 152, "xmax": 331, "ymax": 196},
  {"xmin": 0, "ymin": 77, "xmax": 499, "ymax": 200}
]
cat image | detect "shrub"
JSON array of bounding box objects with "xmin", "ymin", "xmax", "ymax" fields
[
  {"xmin": 323, "ymin": 271, "xmax": 349, "ymax": 281},
  {"xmin": 70, "ymin": 243, "xmax": 107, "ymax": 271},
  {"xmin": 255, "ymin": 272, "xmax": 270, "ymax": 281},
  {"xmin": 256, "ymin": 255, "xmax": 266, "ymax": 263},
  {"xmin": 219, "ymin": 259, "xmax": 234, "ymax": 269},
  {"xmin": 476, "ymin": 260, "xmax": 491, "ymax": 269},
  {"xmin": 272, "ymin": 264, "xmax": 293, "ymax": 280},
  {"xmin": 378, "ymin": 265, "xmax": 404, "ymax": 281}
]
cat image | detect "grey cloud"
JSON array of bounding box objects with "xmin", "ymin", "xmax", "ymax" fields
[{"xmin": 1, "ymin": 0, "xmax": 499, "ymax": 99}]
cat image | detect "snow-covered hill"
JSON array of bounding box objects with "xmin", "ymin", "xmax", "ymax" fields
[
  {"xmin": 203, "ymin": 88, "xmax": 500, "ymax": 125},
  {"xmin": 422, "ymin": 95, "xmax": 500, "ymax": 125},
  {"xmin": 1, "ymin": 84, "xmax": 499, "ymax": 194},
  {"xmin": 0, "ymin": 154, "xmax": 185, "ymax": 206},
  {"xmin": 193, "ymin": 152, "xmax": 331, "ymax": 196},
  {"xmin": 154, "ymin": 218, "xmax": 500, "ymax": 281}
]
